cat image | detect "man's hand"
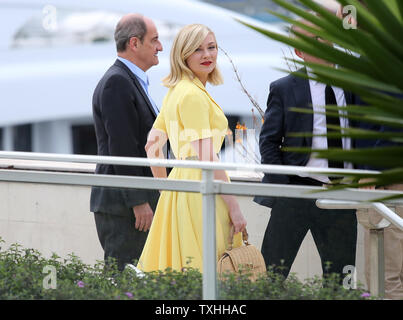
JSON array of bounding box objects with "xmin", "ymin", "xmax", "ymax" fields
[{"xmin": 132, "ymin": 203, "xmax": 154, "ymax": 232}]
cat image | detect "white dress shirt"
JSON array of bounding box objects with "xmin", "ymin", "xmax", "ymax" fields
[
  {"xmin": 117, "ymin": 57, "xmax": 159, "ymax": 116},
  {"xmin": 301, "ymin": 78, "xmax": 353, "ymax": 183}
]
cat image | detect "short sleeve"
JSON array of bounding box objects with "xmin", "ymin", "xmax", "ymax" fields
[
  {"xmin": 179, "ymin": 92, "xmax": 212, "ymax": 142},
  {"xmin": 153, "ymin": 111, "xmax": 167, "ymax": 132}
]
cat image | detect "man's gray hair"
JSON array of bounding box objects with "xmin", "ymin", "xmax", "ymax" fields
[{"xmin": 114, "ymin": 15, "xmax": 147, "ymax": 52}]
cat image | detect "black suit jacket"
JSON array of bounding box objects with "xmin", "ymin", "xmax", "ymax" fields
[
  {"xmin": 351, "ymin": 93, "xmax": 403, "ymax": 170},
  {"xmin": 254, "ymin": 69, "xmax": 353, "ymax": 208},
  {"xmin": 90, "ymin": 59, "xmax": 159, "ymax": 216}
]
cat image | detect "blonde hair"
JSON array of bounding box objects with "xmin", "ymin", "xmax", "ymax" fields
[{"xmin": 162, "ymin": 24, "xmax": 223, "ymax": 88}]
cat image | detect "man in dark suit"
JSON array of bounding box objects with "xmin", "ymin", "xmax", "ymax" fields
[
  {"xmin": 90, "ymin": 13, "xmax": 163, "ymax": 271},
  {"xmin": 254, "ymin": 20, "xmax": 357, "ymax": 281}
]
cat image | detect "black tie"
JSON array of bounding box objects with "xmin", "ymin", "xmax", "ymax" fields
[{"xmin": 325, "ymin": 85, "xmax": 343, "ymax": 170}]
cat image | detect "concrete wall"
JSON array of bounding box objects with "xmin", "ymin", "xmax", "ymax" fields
[
  {"xmin": 0, "ymin": 182, "xmax": 100, "ymax": 263},
  {"xmin": 0, "ymin": 177, "xmax": 366, "ymax": 287}
]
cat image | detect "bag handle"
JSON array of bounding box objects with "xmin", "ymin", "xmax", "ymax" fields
[{"xmin": 228, "ymin": 226, "xmax": 249, "ymax": 250}]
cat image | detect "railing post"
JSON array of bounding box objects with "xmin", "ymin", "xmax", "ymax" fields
[
  {"xmin": 369, "ymin": 228, "xmax": 385, "ymax": 298},
  {"xmin": 201, "ymin": 169, "xmax": 217, "ymax": 300}
]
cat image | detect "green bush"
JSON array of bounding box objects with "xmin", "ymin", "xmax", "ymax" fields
[{"xmin": 0, "ymin": 238, "xmax": 373, "ymax": 300}]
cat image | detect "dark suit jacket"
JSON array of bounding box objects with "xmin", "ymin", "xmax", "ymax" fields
[
  {"xmin": 90, "ymin": 59, "xmax": 159, "ymax": 216},
  {"xmin": 254, "ymin": 68, "xmax": 353, "ymax": 208},
  {"xmin": 351, "ymin": 93, "xmax": 403, "ymax": 170}
]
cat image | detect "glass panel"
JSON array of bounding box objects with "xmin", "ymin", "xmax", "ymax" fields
[
  {"xmin": 13, "ymin": 124, "xmax": 32, "ymax": 151},
  {"xmin": 72, "ymin": 124, "xmax": 97, "ymax": 155}
]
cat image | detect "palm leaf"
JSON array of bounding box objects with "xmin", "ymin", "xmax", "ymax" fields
[
  {"xmin": 355, "ymin": 0, "xmax": 403, "ymax": 41},
  {"xmin": 395, "ymin": 0, "xmax": 403, "ymax": 21},
  {"xmin": 272, "ymin": 66, "xmax": 403, "ymax": 123},
  {"xmin": 288, "ymin": 105, "xmax": 403, "ymax": 128},
  {"xmin": 293, "ymin": 0, "xmax": 403, "ymax": 81},
  {"xmin": 238, "ymin": 21, "xmax": 373, "ymax": 76},
  {"xmin": 288, "ymin": 127, "xmax": 403, "ymax": 143},
  {"xmin": 266, "ymin": 9, "xmax": 361, "ymax": 54},
  {"xmin": 265, "ymin": 0, "xmax": 403, "ymax": 86},
  {"xmin": 324, "ymin": 0, "xmax": 403, "ymax": 57},
  {"xmin": 273, "ymin": 66, "xmax": 403, "ymax": 118},
  {"xmin": 285, "ymin": 58, "xmax": 403, "ymax": 94},
  {"xmin": 283, "ymin": 146, "xmax": 403, "ymax": 168}
]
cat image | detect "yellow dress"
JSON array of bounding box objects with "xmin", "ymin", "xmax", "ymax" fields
[{"xmin": 137, "ymin": 76, "xmax": 242, "ymax": 272}]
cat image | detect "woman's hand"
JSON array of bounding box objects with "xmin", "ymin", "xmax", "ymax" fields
[{"xmin": 228, "ymin": 205, "xmax": 247, "ymax": 234}]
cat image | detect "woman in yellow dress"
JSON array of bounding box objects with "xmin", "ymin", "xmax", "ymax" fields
[{"xmin": 137, "ymin": 24, "xmax": 247, "ymax": 272}]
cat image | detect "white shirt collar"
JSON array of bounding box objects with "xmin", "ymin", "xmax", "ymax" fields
[
  {"xmin": 117, "ymin": 56, "xmax": 149, "ymax": 87},
  {"xmin": 306, "ymin": 67, "xmax": 322, "ymax": 86}
]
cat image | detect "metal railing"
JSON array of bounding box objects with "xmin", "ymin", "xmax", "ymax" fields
[{"xmin": 1, "ymin": 151, "xmax": 403, "ymax": 299}]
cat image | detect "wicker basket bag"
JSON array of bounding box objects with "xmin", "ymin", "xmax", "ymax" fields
[{"xmin": 217, "ymin": 228, "xmax": 266, "ymax": 281}]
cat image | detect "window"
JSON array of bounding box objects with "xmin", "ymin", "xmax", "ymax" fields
[
  {"xmin": 0, "ymin": 128, "xmax": 3, "ymax": 150},
  {"xmin": 72, "ymin": 124, "xmax": 97, "ymax": 155},
  {"xmin": 13, "ymin": 124, "xmax": 32, "ymax": 151}
]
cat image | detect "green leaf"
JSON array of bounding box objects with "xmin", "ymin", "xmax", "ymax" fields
[
  {"xmin": 275, "ymin": 67, "xmax": 403, "ymax": 118},
  {"xmin": 360, "ymin": 0, "xmax": 403, "ymax": 42},
  {"xmin": 237, "ymin": 21, "xmax": 373, "ymax": 76},
  {"xmin": 337, "ymin": 0, "xmax": 403, "ymax": 56},
  {"xmin": 342, "ymin": 31, "xmax": 403, "ymax": 85},
  {"xmin": 287, "ymin": 30, "xmax": 403, "ymax": 88},
  {"xmin": 288, "ymin": 127, "xmax": 403, "ymax": 143},
  {"xmin": 266, "ymin": 9, "xmax": 360, "ymax": 54},
  {"xmin": 286, "ymin": 58, "xmax": 403, "ymax": 94},
  {"xmin": 282, "ymin": 146, "xmax": 403, "ymax": 168},
  {"xmin": 313, "ymin": 148, "xmax": 403, "ymax": 168},
  {"xmin": 272, "ymin": 0, "xmax": 345, "ymax": 34},
  {"xmin": 275, "ymin": 65, "xmax": 403, "ymax": 118},
  {"xmin": 395, "ymin": 0, "xmax": 403, "ymax": 21},
  {"xmin": 297, "ymin": 0, "xmax": 403, "ymax": 82},
  {"xmin": 383, "ymin": 0, "xmax": 403, "ymax": 20},
  {"xmin": 289, "ymin": 105, "xmax": 403, "ymax": 128}
]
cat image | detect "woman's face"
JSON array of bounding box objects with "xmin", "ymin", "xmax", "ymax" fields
[{"xmin": 185, "ymin": 32, "xmax": 218, "ymax": 84}]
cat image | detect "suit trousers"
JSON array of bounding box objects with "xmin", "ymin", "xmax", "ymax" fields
[
  {"xmin": 262, "ymin": 183, "xmax": 357, "ymax": 281},
  {"xmin": 94, "ymin": 211, "xmax": 148, "ymax": 271},
  {"xmin": 356, "ymin": 184, "xmax": 403, "ymax": 300}
]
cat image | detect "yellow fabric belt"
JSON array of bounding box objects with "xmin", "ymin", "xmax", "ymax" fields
[
  {"xmin": 184, "ymin": 156, "xmax": 199, "ymax": 161},
  {"xmin": 183, "ymin": 154, "xmax": 220, "ymax": 161}
]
